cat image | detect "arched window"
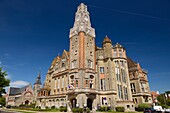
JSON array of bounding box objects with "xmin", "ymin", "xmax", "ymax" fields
[{"xmin": 62, "ymin": 63, "xmax": 65, "ymax": 67}]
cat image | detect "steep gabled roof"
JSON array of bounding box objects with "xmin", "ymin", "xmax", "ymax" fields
[
  {"xmin": 9, "ymin": 84, "xmax": 31, "ymax": 95},
  {"xmin": 127, "ymin": 57, "xmax": 137, "ymax": 69}
]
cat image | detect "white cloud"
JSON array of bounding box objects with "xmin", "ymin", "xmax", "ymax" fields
[{"xmin": 10, "ymin": 80, "xmax": 29, "ymax": 88}]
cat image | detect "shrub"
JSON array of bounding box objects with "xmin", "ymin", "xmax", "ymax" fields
[
  {"xmin": 51, "ymin": 105, "xmax": 55, "ymax": 109},
  {"xmin": 45, "ymin": 106, "xmax": 49, "ymax": 109},
  {"xmin": 29, "ymin": 103, "xmax": 36, "ymax": 108},
  {"xmin": 116, "ymin": 106, "xmax": 125, "ymax": 112},
  {"xmin": 59, "ymin": 106, "xmax": 67, "ymax": 112},
  {"xmin": 77, "ymin": 108, "xmax": 84, "ymax": 113},
  {"xmin": 86, "ymin": 108, "xmax": 90, "ymax": 113},
  {"xmin": 162, "ymin": 104, "xmax": 169, "ymax": 109},
  {"xmin": 72, "ymin": 108, "xmax": 78, "ymax": 113},
  {"xmin": 19, "ymin": 104, "xmax": 25, "ymax": 107},
  {"xmin": 137, "ymin": 103, "xmax": 150, "ymax": 111}
]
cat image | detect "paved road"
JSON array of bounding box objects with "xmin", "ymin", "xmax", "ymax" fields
[{"xmin": 0, "ymin": 110, "xmax": 20, "ymax": 113}]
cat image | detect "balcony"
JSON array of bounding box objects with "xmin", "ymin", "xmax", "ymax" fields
[{"xmin": 67, "ymin": 88, "xmax": 97, "ymax": 94}]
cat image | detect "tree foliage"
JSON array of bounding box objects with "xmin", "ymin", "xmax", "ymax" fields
[
  {"xmin": 157, "ymin": 94, "xmax": 165, "ymax": 105},
  {"xmin": 157, "ymin": 92, "xmax": 170, "ymax": 107},
  {"xmin": 137, "ymin": 103, "xmax": 150, "ymax": 111},
  {"xmin": 0, "ymin": 97, "xmax": 6, "ymax": 106},
  {"xmin": 0, "ymin": 67, "xmax": 10, "ymax": 97}
]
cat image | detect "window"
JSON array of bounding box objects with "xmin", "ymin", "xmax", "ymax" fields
[
  {"xmin": 120, "ymin": 61, "xmax": 124, "ymax": 67},
  {"xmin": 121, "ymin": 69, "xmax": 126, "ymax": 83},
  {"xmin": 132, "ymin": 72, "xmax": 135, "ymax": 78},
  {"xmin": 114, "ymin": 50, "xmax": 117, "ymax": 57},
  {"xmin": 135, "ymin": 98, "xmax": 138, "ymax": 103},
  {"xmin": 102, "ymin": 97, "xmax": 107, "ymax": 105},
  {"xmin": 90, "ymin": 80, "xmax": 93, "ymax": 89},
  {"xmin": 72, "ymin": 60, "xmax": 76, "ymax": 69},
  {"xmin": 85, "ymin": 80, "xmax": 88, "ymax": 87},
  {"xmin": 87, "ymin": 60, "xmax": 93, "ymax": 68},
  {"xmin": 62, "ymin": 77, "xmax": 64, "ymax": 88},
  {"xmin": 100, "ymin": 79, "xmax": 103, "ymax": 90},
  {"xmin": 130, "ymin": 83, "xmax": 136, "ymax": 93},
  {"xmin": 100, "ymin": 67, "xmax": 104, "ymax": 73},
  {"xmin": 100, "ymin": 79, "xmax": 105, "ymax": 90},
  {"xmin": 117, "ymin": 84, "xmax": 123, "ymax": 99},
  {"xmin": 62, "ymin": 63, "xmax": 65, "ymax": 67},
  {"xmin": 124, "ymin": 87, "xmax": 128, "ymax": 100},
  {"xmin": 90, "ymin": 51, "xmax": 93, "ymax": 56},
  {"xmin": 54, "ymin": 79, "xmax": 57, "ymax": 89},
  {"xmin": 58, "ymin": 78, "xmax": 60, "ymax": 89},
  {"xmin": 114, "ymin": 61, "xmax": 119, "ymax": 67},
  {"xmin": 141, "ymin": 82, "xmax": 145, "ymax": 92},
  {"xmin": 115, "ymin": 68, "xmax": 121, "ymax": 82},
  {"xmin": 75, "ymin": 50, "xmax": 78, "ymax": 55},
  {"xmin": 119, "ymin": 49, "xmax": 122, "ymax": 57},
  {"xmin": 144, "ymin": 96, "xmax": 148, "ymax": 102}
]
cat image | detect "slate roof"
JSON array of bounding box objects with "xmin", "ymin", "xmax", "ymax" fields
[{"xmin": 9, "ymin": 84, "xmax": 31, "ymax": 96}]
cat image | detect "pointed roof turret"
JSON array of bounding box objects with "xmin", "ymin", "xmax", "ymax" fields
[
  {"xmin": 34, "ymin": 72, "xmax": 42, "ymax": 85},
  {"xmin": 103, "ymin": 35, "xmax": 112, "ymax": 44}
]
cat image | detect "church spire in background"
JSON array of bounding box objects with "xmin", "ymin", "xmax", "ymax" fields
[{"xmin": 34, "ymin": 72, "xmax": 42, "ymax": 85}]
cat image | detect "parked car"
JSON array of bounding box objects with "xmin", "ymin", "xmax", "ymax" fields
[
  {"xmin": 144, "ymin": 108, "xmax": 157, "ymax": 113},
  {"xmin": 165, "ymin": 109, "xmax": 170, "ymax": 113},
  {"xmin": 6, "ymin": 105, "xmax": 11, "ymax": 109}
]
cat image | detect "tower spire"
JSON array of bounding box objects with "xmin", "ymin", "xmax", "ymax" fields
[
  {"xmin": 70, "ymin": 3, "xmax": 95, "ymax": 38},
  {"xmin": 34, "ymin": 72, "xmax": 42, "ymax": 85}
]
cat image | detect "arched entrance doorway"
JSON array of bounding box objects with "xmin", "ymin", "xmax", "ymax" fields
[
  {"xmin": 87, "ymin": 98, "xmax": 93, "ymax": 110},
  {"xmin": 25, "ymin": 100, "xmax": 29, "ymax": 105},
  {"xmin": 71, "ymin": 98, "xmax": 77, "ymax": 108}
]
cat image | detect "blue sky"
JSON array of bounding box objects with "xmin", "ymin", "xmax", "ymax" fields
[{"xmin": 0, "ymin": 0, "xmax": 170, "ymax": 93}]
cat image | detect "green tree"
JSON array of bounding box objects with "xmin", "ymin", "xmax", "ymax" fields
[
  {"xmin": 157, "ymin": 94, "xmax": 165, "ymax": 105},
  {"xmin": 138, "ymin": 103, "xmax": 150, "ymax": 111},
  {"xmin": 0, "ymin": 67, "xmax": 10, "ymax": 96},
  {"xmin": 166, "ymin": 99, "xmax": 170, "ymax": 106},
  {"xmin": 0, "ymin": 97, "xmax": 6, "ymax": 106},
  {"xmin": 0, "ymin": 67, "xmax": 10, "ymax": 106}
]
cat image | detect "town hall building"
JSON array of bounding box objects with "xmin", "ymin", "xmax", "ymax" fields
[
  {"xmin": 35, "ymin": 3, "xmax": 152, "ymax": 111},
  {"xmin": 6, "ymin": 3, "xmax": 152, "ymax": 111}
]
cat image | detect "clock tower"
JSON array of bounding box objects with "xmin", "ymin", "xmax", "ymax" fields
[{"xmin": 68, "ymin": 3, "xmax": 97, "ymax": 110}]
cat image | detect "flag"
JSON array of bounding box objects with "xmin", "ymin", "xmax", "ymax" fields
[{"xmin": 68, "ymin": 85, "xmax": 74, "ymax": 89}]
